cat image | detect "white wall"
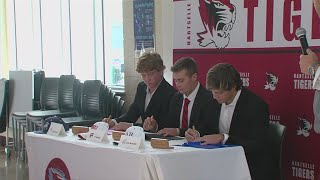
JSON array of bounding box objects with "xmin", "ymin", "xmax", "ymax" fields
[{"xmin": 122, "ymin": 0, "xmax": 174, "ymax": 108}]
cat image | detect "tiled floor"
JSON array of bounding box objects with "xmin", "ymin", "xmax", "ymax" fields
[{"xmin": 0, "ymin": 136, "xmax": 29, "ymax": 180}]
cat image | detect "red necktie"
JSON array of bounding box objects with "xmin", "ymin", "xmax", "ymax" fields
[{"xmin": 181, "ymin": 98, "xmax": 190, "ymax": 129}]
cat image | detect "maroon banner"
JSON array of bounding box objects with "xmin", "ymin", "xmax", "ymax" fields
[{"xmin": 174, "ymin": 1, "xmax": 320, "ymax": 179}]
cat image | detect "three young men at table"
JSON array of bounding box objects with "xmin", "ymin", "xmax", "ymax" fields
[{"xmin": 102, "ymin": 52, "xmax": 271, "ymax": 179}]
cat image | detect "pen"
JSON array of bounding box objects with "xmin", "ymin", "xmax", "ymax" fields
[
  {"xmin": 192, "ymin": 125, "xmax": 197, "ymax": 140},
  {"xmin": 149, "ymin": 115, "xmax": 154, "ymax": 127}
]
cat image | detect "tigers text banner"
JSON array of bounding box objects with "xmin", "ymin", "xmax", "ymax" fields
[{"xmin": 173, "ymin": 1, "xmax": 320, "ymax": 179}]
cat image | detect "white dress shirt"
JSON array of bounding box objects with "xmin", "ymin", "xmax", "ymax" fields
[
  {"xmin": 179, "ymin": 82, "xmax": 200, "ymax": 128},
  {"xmin": 219, "ymin": 89, "xmax": 242, "ymax": 144},
  {"xmin": 112, "ymin": 79, "xmax": 162, "ymax": 125},
  {"xmin": 145, "ymin": 86, "xmax": 158, "ymax": 111},
  {"xmin": 313, "ymin": 67, "xmax": 320, "ymax": 90}
]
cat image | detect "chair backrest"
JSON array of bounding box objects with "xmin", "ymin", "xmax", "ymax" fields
[
  {"xmin": 0, "ymin": 79, "xmax": 8, "ymax": 133},
  {"xmin": 40, "ymin": 77, "xmax": 59, "ymax": 110},
  {"xmin": 33, "ymin": 70, "xmax": 45, "ymax": 110},
  {"xmin": 105, "ymin": 90, "xmax": 116, "ymax": 117},
  {"xmin": 110, "ymin": 95, "xmax": 121, "ymax": 118},
  {"xmin": 81, "ymin": 80, "xmax": 105, "ymax": 119},
  {"xmin": 75, "ymin": 82, "xmax": 84, "ymax": 115},
  {"xmin": 58, "ymin": 75, "xmax": 79, "ymax": 110},
  {"xmin": 117, "ymin": 99, "xmax": 125, "ymax": 118},
  {"xmin": 103, "ymin": 87, "xmax": 111, "ymax": 116},
  {"xmin": 268, "ymin": 123, "xmax": 286, "ymax": 180}
]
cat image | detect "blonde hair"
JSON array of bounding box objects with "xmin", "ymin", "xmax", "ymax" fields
[{"xmin": 136, "ymin": 52, "xmax": 165, "ymax": 73}]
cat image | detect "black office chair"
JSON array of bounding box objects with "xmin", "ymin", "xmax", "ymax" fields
[
  {"xmin": 110, "ymin": 95, "xmax": 121, "ymax": 118},
  {"xmin": 38, "ymin": 77, "xmax": 60, "ymax": 110},
  {"xmin": 105, "ymin": 90, "xmax": 115, "ymax": 117},
  {"xmin": 0, "ymin": 79, "xmax": 8, "ymax": 133},
  {"xmin": 116, "ymin": 99, "xmax": 125, "ymax": 118},
  {"xmin": 75, "ymin": 83, "xmax": 84, "ymax": 115},
  {"xmin": 103, "ymin": 87, "xmax": 111, "ymax": 116},
  {"xmin": 58, "ymin": 75, "xmax": 80, "ymax": 111},
  {"xmin": 268, "ymin": 123, "xmax": 286, "ymax": 180},
  {"xmin": 0, "ymin": 79, "xmax": 11, "ymax": 157},
  {"xmin": 62, "ymin": 80, "xmax": 106, "ymax": 127},
  {"xmin": 82, "ymin": 80, "xmax": 105, "ymax": 118},
  {"xmin": 26, "ymin": 76, "xmax": 80, "ymax": 131},
  {"xmin": 33, "ymin": 70, "xmax": 45, "ymax": 110}
]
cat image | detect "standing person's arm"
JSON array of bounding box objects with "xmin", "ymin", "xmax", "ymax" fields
[
  {"xmin": 313, "ymin": 65, "xmax": 320, "ymax": 90},
  {"xmin": 312, "ymin": 65, "xmax": 320, "ymax": 90},
  {"xmin": 299, "ymin": 49, "xmax": 320, "ymax": 90},
  {"xmin": 313, "ymin": 0, "xmax": 320, "ymax": 17}
]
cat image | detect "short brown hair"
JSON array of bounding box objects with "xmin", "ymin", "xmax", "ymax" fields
[
  {"xmin": 171, "ymin": 57, "xmax": 197, "ymax": 76},
  {"xmin": 206, "ymin": 63, "xmax": 242, "ymax": 91},
  {"xmin": 136, "ymin": 52, "xmax": 165, "ymax": 73}
]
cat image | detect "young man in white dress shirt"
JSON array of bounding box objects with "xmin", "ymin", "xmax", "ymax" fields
[
  {"xmin": 186, "ymin": 63, "xmax": 271, "ymax": 180},
  {"xmin": 144, "ymin": 57, "xmax": 218, "ymax": 137}
]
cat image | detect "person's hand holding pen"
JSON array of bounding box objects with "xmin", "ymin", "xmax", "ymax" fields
[
  {"xmin": 102, "ymin": 115, "xmax": 132, "ymax": 131},
  {"xmin": 194, "ymin": 134, "xmax": 224, "ymax": 145},
  {"xmin": 185, "ymin": 126, "xmax": 200, "ymax": 142},
  {"xmin": 102, "ymin": 115, "xmax": 115, "ymax": 128},
  {"xmin": 143, "ymin": 115, "xmax": 158, "ymax": 132}
]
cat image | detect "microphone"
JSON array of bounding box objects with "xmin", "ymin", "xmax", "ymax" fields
[{"xmin": 295, "ymin": 27, "xmax": 309, "ymax": 55}]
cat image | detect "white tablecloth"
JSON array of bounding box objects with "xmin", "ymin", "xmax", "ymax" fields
[{"xmin": 26, "ymin": 132, "xmax": 251, "ymax": 180}]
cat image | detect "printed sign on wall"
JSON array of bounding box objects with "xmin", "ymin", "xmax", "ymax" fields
[{"xmin": 134, "ymin": 0, "xmax": 155, "ymax": 56}]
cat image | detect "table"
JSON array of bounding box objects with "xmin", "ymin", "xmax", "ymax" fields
[{"xmin": 26, "ymin": 132, "xmax": 251, "ymax": 180}]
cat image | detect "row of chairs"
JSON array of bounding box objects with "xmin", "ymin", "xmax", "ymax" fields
[{"xmin": 11, "ymin": 75, "xmax": 125, "ymax": 159}]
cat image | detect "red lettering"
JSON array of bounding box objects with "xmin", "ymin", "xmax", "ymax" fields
[
  {"xmin": 244, "ymin": 0, "xmax": 258, "ymax": 42},
  {"xmin": 283, "ymin": 0, "xmax": 301, "ymax": 41},
  {"xmin": 266, "ymin": 0, "xmax": 274, "ymax": 41}
]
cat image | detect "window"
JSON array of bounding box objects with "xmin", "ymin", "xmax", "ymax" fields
[
  {"xmin": 103, "ymin": 0, "xmax": 124, "ymax": 86},
  {"xmin": 3, "ymin": 0, "xmax": 124, "ymax": 86},
  {"xmin": 0, "ymin": 0, "xmax": 6, "ymax": 78}
]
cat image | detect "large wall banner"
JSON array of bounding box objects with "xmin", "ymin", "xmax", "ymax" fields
[{"xmin": 173, "ymin": 0, "xmax": 320, "ymax": 180}]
